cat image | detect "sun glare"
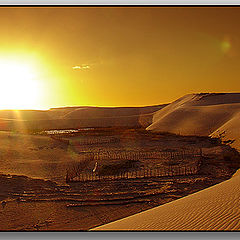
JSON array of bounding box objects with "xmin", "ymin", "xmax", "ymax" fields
[{"xmin": 0, "ymin": 59, "xmax": 42, "ymax": 110}]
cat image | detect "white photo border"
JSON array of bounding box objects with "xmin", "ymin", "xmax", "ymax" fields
[{"xmin": 0, "ymin": 3, "xmax": 239, "ymax": 240}]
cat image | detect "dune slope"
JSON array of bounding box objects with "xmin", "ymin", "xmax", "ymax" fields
[
  {"xmin": 147, "ymin": 93, "xmax": 240, "ymax": 150},
  {"xmin": 92, "ymin": 170, "xmax": 240, "ymax": 231}
]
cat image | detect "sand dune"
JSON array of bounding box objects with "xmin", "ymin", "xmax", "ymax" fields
[
  {"xmin": 210, "ymin": 111, "xmax": 240, "ymax": 151},
  {"xmin": 2, "ymin": 93, "xmax": 240, "ymax": 143},
  {"xmin": 92, "ymin": 94, "xmax": 240, "ymax": 231},
  {"xmin": 0, "ymin": 113, "xmax": 155, "ymax": 132},
  {"xmin": 0, "ymin": 110, "xmax": 53, "ymax": 120},
  {"xmin": 92, "ymin": 169, "xmax": 240, "ymax": 231},
  {"xmin": 0, "ymin": 105, "xmax": 166, "ymax": 132},
  {"xmin": 61, "ymin": 105, "xmax": 165, "ymax": 119},
  {"xmin": 0, "ymin": 105, "xmax": 165, "ymax": 121},
  {"xmin": 147, "ymin": 93, "xmax": 240, "ymax": 150}
]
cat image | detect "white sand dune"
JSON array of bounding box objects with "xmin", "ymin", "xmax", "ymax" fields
[
  {"xmin": 147, "ymin": 93, "xmax": 240, "ymax": 150},
  {"xmin": 92, "ymin": 169, "xmax": 240, "ymax": 231}
]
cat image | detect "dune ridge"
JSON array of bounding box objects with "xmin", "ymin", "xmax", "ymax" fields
[
  {"xmin": 0, "ymin": 105, "xmax": 166, "ymax": 131},
  {"xmin": 92, "ymin": 169, "xmax": 240, "ymax": 231},
  {"xmin": 61, "ymin": 105, "xmax": 166, "ymax": 119}
]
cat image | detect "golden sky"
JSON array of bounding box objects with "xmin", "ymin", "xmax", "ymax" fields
[{"xmin": 0, "ymin": 6, "xmax": 240, "ymax": 109}]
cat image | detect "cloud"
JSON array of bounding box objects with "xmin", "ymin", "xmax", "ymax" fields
[{"xmin": 72, "ymin": 64, "xmax": 90, "ymax": 70}]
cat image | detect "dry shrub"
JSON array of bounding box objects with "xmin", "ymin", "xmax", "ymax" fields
[{"xmin": 66, "ymin": 157, "xmax": 94, "ymax": 180}]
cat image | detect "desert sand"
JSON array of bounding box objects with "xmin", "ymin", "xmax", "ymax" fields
[
  {"xmin": 91, "ymin": 93, "xmax": 240, "ymax": 231},
  {"xmin": 92, "ymin": 169, "xmax": 240, "ymax": 231},
  {"xmin": 147, "ymin": 93, "xmax": 240, "ymax": 150}
]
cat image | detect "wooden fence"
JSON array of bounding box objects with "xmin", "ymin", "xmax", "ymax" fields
[
  {"xmin": 71, "ymin": 137, "xmax": 119, "ymax": 146},
  {"xmin": 91, "ymin": 149, "xmax": 201, "ymax": 161},
  {"xmin": 67, "ymin": 148, "xmax": 202, "ymax": 162},
  {"xmin": 66, "ymin": 149, "xmax": 202, "ymax": 182},
  {"xmin": 66, "ymin": 148, "xmax": 202, "ymax": 183},
  {"xmin": 66, "ymin": 164, "xmax": 200, "ymax": 183}
]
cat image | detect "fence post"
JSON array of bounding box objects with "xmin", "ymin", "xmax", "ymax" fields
[{"xmin": 66, "ymin": 170, "xmax": 69, "ymax": 183}]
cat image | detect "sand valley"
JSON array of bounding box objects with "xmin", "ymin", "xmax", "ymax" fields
[{"xmin": 0, "ymin": 93, "xmax": 240, "ymax": 231}]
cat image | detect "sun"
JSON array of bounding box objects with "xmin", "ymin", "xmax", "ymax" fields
[{"xmin": 0, "ymin": 59, "xmax": 42, "ymax": 110}]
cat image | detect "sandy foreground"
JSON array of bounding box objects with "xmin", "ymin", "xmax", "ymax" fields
[{"xmin": 92, "ymin": 169, "xmax": 240, "ymax": 231}]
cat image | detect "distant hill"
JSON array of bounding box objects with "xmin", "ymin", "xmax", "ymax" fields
[
  {"xmin": 0, "ymin": 110, "xmax": 52, "ymax": 120},
  {"xmin": 61, "ymin": 105, "xmax": 165, "ymax": 119},
  {"xmin": 0, "ymin": 104, "xmax": 167, "ymax": 131}
]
